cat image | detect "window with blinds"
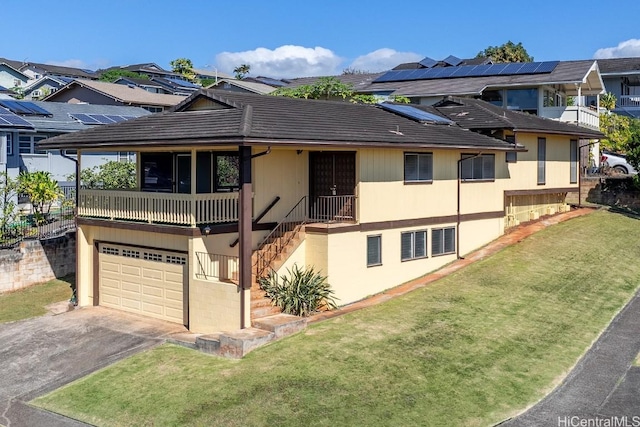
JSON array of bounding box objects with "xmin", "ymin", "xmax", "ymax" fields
[
  {"xmin": 404, "ymin": 152, "xmax": 433, "ymax": 182},
  {"xmin": 538, "ymin": 138, "xmax": 546, "ymax": 185},
  {"xmin": 401, "ymin": 230, "xmax": 427, "ymax": 261},
  {"xmin": 461, "ymin": 154, "xmax": 495, "ymax": 181},
  {"xmin": 367, "ymin": 235, "xmax": 382, "ymax": 267},
  {"xmin": 432, "ymin": 227, "xmax": 455, "ymax": 256},
  {"xmin": 570, "ymin": 139, "xmax": 577, "ymax": 184}
]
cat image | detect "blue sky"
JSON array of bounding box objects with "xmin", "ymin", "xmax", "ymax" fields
[{"xmin": 3, "ymin": 0, "xmax": 640, "ymax": 78}]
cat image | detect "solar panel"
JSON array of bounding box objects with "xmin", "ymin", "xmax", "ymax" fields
[
  {"xmin": 0, "ymin": 100, "xmax": 52, "ymax": 116},
  {"xmin": 69, "ymin": 113, "xmax": 99, "ymax": 124},
  {"xmin": 165, "ymin": 77, "xmax": 200, "ymax": 88},
  {"xmin": 256, "ymin": 77, "xmax": 287, "ymax": 87},
  {"xmin": 380, "ymin": 103, "xmax": 454, "ymax": 124},
  {"xmin": 443, "ymin": 55, "xmax": 463, "ymax": 66},
  {"xmin": 70, "ymin": 113, "xmax": 139, "ymax": 125},
  {"xmin": 105, "ymin": 115, "xmax": 127, "ymax": 123},
  {"xmin": 372, "ymin": 60, "xmax": 561, "ymax": 83},
  {"xmin": 0, "ymin": 108, "xmax": 33, "ymax": 127},
  {"xmin": 419, "ymin": 56, "xmax": 437, "ymax": 68},
  {"xmin": 90, "ymin": 114, "xmax": 117, "ymax": 124}
]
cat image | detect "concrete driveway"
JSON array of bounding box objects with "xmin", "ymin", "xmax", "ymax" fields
[{"xmin": 0, "ymin": 306, "xmax": 188, "ymax": 427}]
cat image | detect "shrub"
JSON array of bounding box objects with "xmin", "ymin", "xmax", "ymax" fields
[{"xmin": 258, "ymin": 265, "xmax": 338, "ymax": 316}]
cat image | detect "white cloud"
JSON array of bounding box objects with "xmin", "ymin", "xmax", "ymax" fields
[
  {"xmin": 348, "ymin": 48, "xmax": 423, "ymax": 73},
  {"xmin": 594, "ymin": 39, "xmax": 640, "ymax": 59},
  {"xmin": 216, "ymin": 45, "xmax": 343, "ymax": 78}
]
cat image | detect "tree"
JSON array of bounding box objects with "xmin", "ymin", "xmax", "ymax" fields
[
  {"xmin": 476, "ymin": 41, "xmax": 533, "ymax": 63},
  {"xmin": 342, "ymin": 67, "xmax": 370, "ymax": 75},
  {"xmin": 622, "ymin": 118, "xmax": 640, "ymax": 177},
  {"xmin": 233, "ymin": 64, "xmax": 251, "ymax": 80},
  {"xmin": 599, "ymin": 112, "xmax": 632, "ymax": 152},
  {"xmin": 18, "ymin": 171, "xmax": 62, "ymax": 224},
  {"xmin": 272, "ymin": 77, "xmax": 411, "ymax": 104},
  {"xmin": 600, "ymin": 92, "xmax": 617, "ymax": 110},
  {"xmin": 170, "ymin": 58, "xmax": 196, "ymax": 82},
  {"xmin": 73, "ymin": 160, "xmax": 137, "ymax": 190},
  {"xmin": 99, "ymin": 69, "xmax": 149, "ymax": 82}
]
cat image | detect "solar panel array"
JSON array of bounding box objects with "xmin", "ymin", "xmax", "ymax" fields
[
  {"xmin": 380, "ymin": 103, "xmax": 454, "ymax": 124},
  {"xmin": 70, "ymin": 113, "xmax": 137, "ymax": 125},
  {"xmin": 0, "ymin": 107, "xmax": 33, "ymax": 127},
  {"xmin": 164, "ymin": 77, "xmax": 200, "ymax": 88},
  {"xmin": 0, "ymin": 100, "xmax": 51, "ymax": 116},
  {"xmin": 374, "ymin": 61, "xmax": 560, "ymax": 83}
]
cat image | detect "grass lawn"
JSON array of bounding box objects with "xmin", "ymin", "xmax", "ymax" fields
[
  {"xmin": 34, "ymin": 210, "xmax": 640, "ymax": 426},
  {"xmin": 0, "ymin": 275, "xmax": 73, "ymax": 323}
]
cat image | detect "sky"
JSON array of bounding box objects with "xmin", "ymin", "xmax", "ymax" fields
[{"xmin": 3, "ymin": 0, "xmax": 640, "ymax": 79}]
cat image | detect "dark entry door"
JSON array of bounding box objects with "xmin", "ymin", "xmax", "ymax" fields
[{"xmin": 309, "ymin": 152, "xmax": 356, "ymax": 221}]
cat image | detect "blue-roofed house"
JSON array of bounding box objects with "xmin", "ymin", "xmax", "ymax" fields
[{"xmin": 0, "ymin": 100, "xmax": 151, "ymax": 184}]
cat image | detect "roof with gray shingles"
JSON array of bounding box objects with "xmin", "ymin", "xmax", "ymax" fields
[
  {"xmin": 596, "ymin": 57, "xmax": 640, "ymax": 75},
  {"xmin": 209, "ymin": 79, "xmax": 277, "ymax": 94},
  {"xmin": 39, "ymin": 89, "xmax": 517, "ymax": 152},
  {"xmin": 284, "ymin": 73, "xmax": 385, "ymax": 91},
  {"xmin": 426, "ymin": 96, "xmax": 603, "ymax": 138},
  {"xmin": 16, "ymin": 101, "xmax": 151, "ymax": 133},
  {"xmin": 365, "ymin": 60, "xmax": 600, "ymax": 96}
]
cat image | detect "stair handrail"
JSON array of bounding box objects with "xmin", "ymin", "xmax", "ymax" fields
[
  {"xmin": 229, "ymin": 196, "xmax": 281, "ymax": 248},
  {"xmin": 255, "ymin": 196, "xmax": 307, "ymax": 278}
]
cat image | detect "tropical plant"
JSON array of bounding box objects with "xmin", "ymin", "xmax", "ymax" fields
[
  {"xmin": 600, "ymin": 92, "xmax": 617, "ymax": 110},
  {"xmin": 170, "ymin": 58, "xmax": 196, "ymax": 82},
  {"xmin": 599, "ymin": 112, "xmax": 632, "ymax": 152},
  {"xmin": 18, "ymin": 171, "xmax": 62, "ymax": 224},
  {"xmin": 476, "ymin": 41, "xmax": 533, "ymax": 63},
  {"xmin": 233, "ymin": 64, "xmax": 251, "ymax": 80},
  {"xmin": 258, "ymin": 264, "xmax": 338, "ymax": 316},
  {"xmin": 99, "ymin": 69, "xmax": 149, "ymax": 82},
  {"xmin": 0, "ymin": 171, "xmax": 17, "ymax": 233}
]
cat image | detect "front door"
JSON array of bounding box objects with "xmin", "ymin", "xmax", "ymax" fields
[{"xmin": 309, "ymin": 152, "xmax": 356, "ymax": 221}]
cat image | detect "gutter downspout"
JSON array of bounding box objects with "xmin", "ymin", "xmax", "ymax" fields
[{"xmin": 457, "ymin": 153, "xmax": 482, "ymax": 259}]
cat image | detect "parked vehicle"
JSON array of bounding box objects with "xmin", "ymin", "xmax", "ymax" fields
[{"xmin": 601, "ymin": 150, "xmax": 637, "ymax": 175}]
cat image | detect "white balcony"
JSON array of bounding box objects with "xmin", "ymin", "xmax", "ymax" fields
[
  {"xmin": 540, "ymin": 106, "xmax": 600, "ymax": 130},
  {"xmin": 618, "ymin": 95, "xmax": 640, "ymax": 108},
  {"xmin": 78, "ymin": 189, "xmax": 243, "ymax": 226}
]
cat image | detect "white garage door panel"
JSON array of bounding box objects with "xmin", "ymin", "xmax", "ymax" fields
[{"xmin": 99, "ymin": 244, "xmax": 185, "ymax": 324}]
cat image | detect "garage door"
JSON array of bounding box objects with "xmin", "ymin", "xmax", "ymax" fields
[{"xmin": 99, "ymin": 243, "xmax": 186, "ymax": 324}]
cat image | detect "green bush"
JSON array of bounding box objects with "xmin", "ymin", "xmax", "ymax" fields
[{"xmin": 258, "ymin": 265, "xmax": 338, "ymax": 316}]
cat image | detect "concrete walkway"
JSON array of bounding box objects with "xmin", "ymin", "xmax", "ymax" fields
[{"xmin": 0, "ymin": 306, "xmax": 186, "ymax": 427}]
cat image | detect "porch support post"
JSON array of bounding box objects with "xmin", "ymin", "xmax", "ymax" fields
[
  {"xmin": 238, "ymin": 145, "xmax": 252, "ymax": 328},
  {"xmin": 190, "ymin": 148, "xmax": 197, "ymax": 227}
]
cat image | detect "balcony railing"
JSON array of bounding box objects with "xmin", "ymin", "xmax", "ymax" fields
[
  {"xmin": 78, "ymin": 189, "xmax": 242, "ymax": 226},
  {"xmin": 309, "ymin": 195, "xmax": 356, "ymax": 223},
  {"xmin": 540, "ymin": 106, "xmax": 600, "ymax": 130},
  {"xmin": 195, "ymin": 252, "xmax": 239, "ymax": 282},
  {"xmin": 618, "ymin": 95, "xmax": 640, "ymax": 108}
]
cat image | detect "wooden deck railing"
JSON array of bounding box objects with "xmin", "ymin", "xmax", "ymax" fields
[
  {"xmin": 78, "ymin": 190, "xmax": 243, "ymax": 226},
  {"xmin": 195, "ymin": 252, "xmax": 239, "ymax": 282}
]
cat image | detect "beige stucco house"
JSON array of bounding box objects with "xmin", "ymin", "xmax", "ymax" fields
[{"xmin": 39, "ymin": 89, "xmax": 600, "ymax": 334}]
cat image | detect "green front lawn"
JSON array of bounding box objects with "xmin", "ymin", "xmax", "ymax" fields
[
  {"xmin": 34, "ymin": 210, "xmax": 640, "ymax": 426},
  {"xmin": 0, "ymin": 275, "xmax": 73, "ymax": 323}
]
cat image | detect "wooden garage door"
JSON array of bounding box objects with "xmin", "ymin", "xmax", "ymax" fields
[{"xmin": 99, "ymin": 244, "xmax": 186, "ymax": 324}]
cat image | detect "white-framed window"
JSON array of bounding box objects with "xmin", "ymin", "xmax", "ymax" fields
[
  {"xmin": 461, "ymin": 154, "xmax": 495, "ymax": 181},
  {"xmin": 142, "ymin": 105, "xmax": 163, "ymax": 113},
  {"xmin": 18, "ymin": 135, "xmax": 47, "ymax": 154},
  {"xmin": 570, "ymin": 139, "xmax": 578, "ymax": 184},
  {"xmin": 404, "ymin": 152, "xmax": 433, "ymax": 183},
  {"xmin": 5, "ymin": 133, "xmax": 12, "ymax": 156},
  {"xmin": 31, "ymin": 90, "xmax": 42, "ymax": 98},
  {"xmin": 432, "ymin": 227, "xmax": 456, "ymax": 256},
  {"xmin": 537, "ymin": 138, "xmax": 546, "ymax": 185},
  {"xmin": 401, "ymin": 230, "xmax": 427, "ymax": 261},
  {"xmin": 118, "ymin": 151, "xmax": 135, "ymax": 163},
  {"xmin": 367, "ymin": 235, "xmax": 382, "ymax": 267}
]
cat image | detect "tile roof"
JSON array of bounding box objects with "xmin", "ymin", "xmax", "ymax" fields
[
  {"xmin": 428, "ymin": 97, "xmax": 603, "ymax": 138},
  {"xmin": 365, "ymin": 60, "xmax": 602, "ymax": 97},
  {"xmin": 39, "ymin": 89, "xmax": 517, "ymax": 152},
  {"xmin": 209, "ymin": 79, "xmax": 277, "ymax": 94},
  {"xmin": 596, "ymin": 57, "xmax": 640, "ymax": 75},
  {"xmin": 44, "ymin": 79, "xmax": 186, "ymax": 106}
]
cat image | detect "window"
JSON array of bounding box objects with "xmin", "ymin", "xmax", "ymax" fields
[
  {"xmin": 196, "ymin": 151, "xmax": 239, "ymax": 193},
  {"xmin": 367, "ymin": 235, "xmax": 382, "ymax": 267},
  {"xmin": 5, "ymin": 133, "xmax": 12, "ymax": 156},
  {"xmin": 432, "ymin": 227, "xmax": 456, "ymax": 256},
  {"xmin": 570, "ymin": 139, "xmax": 578, "ymax": 184},
  {"xmin": 142, "ymin": 106, "xmax": 163, "ymax": 113},
  {"xmin": 401, "ymin": 230, "xmax": 427, "ymax": 261},
  {"xmin": 118, "ymin": 151, "xmax": 135, "ymax": 163},
  {"xmin": 461, "ymin": 154, "xmax": 495, "ymax": 181},
  {"xmin": 404, "ymin": 152, "xmax": 433, "ymax": 182},
  {"xmin": 537, "ymin": 138, "xmax": 546, "ymax": 185},
  {"xmin": 18, "ymin": 135, "xmax": 47, "ymax": 154}
]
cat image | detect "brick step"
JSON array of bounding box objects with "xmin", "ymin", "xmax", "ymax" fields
[{"xmin": 251, "ymin": 304, "xmax": 282, "ymax": 319}]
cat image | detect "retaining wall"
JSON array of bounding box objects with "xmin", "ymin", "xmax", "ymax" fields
[{"xmin": 0, "ymin": 232, "xmax": 76, "ymax": 293}]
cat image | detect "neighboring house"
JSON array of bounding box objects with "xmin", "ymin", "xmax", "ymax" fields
[
  {"xmin": 423, "ymin": 96, "xmax": 603, "ymax": 225},
  {"xmin": 99, "ymin": 63, "xmax": 181, "ymax": 80},
  {"xmin": 0, "ymin": 100, "xmax": 150, "ymax": 183},
  {"xmin": 39, "ymin": 89, "xmax": 595, "ymax": 334},
  {"xmin": 594, "ymin": 57, "xmax": 640, "ymax": 119},
  {"xmin": 22, "ymin": 75, "xmax": 73, "ymax": 100},
  {"xmin": 42, "ymin": 79, "xmax": 185, "ymax": 112},
  {"xmin": 208, "ymin": 78, "xmax": 278, "ymax": 95},
  {"xmin": 18, "ymin": 61, "xmax": 97, "ymax": 81},
  {"xmin": 113, "ymin": 77, "xmax": 174, "ymax": 94},
  {"xmin": 150, "ymin": 76, "xmax": 200, "ymax": 95},
  {"xmin": 366, "ymin": 59, "xmax": 605, "ymax": 130},
  {"xmin": 0, "ymin": 62, "xmax": 29, "ymax": 93},
  {"xmin": 192, "ymin": 68, "xmax": 234, "ymax": 83}
]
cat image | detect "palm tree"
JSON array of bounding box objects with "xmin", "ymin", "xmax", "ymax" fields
[{"xmin": 233, "ymin": 64, "xmax": 251, "ymax": 80}]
